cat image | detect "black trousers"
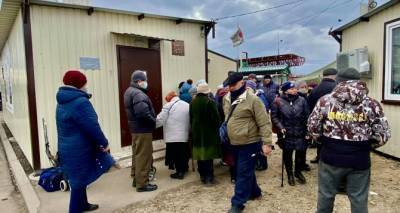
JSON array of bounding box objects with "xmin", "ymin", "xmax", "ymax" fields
[
  {"xmin": 197, "ymin": 160, "xmax": 214, "ymax": 179},
  {"xmin": 283, "ymin": 149, "xmax": 306, "ymax": 174},
  {"xmin": 165, "ymin": 143, "xmax": 189, "ymax": 173}
]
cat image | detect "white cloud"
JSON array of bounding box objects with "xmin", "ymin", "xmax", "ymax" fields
[
  {"xmin": 235, "ymin": 0, "xmax": 270, "ymax": 10},
  {"xmin": 188, "ymin": 5, "xmax": 206, "ymax": 20}
]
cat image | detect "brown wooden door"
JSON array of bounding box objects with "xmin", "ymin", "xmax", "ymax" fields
[{"xmin": 117, "ymin": 45, "xmax": 163, "ymax": 147}]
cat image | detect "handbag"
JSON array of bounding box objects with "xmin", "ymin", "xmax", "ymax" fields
[
  {"xmin": 39, "ymin": 167, "xmax": 64, "ymax": 192},
  {"xmin": 219, "ymin": 103, "xmax": 238, "ymax": 145}
]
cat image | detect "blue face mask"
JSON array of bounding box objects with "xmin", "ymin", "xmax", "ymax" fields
[{"xmin": 140, "ymin": 81, "xmax": 148, "ymax": 89}]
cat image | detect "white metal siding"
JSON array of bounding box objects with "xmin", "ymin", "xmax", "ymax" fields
[
  {"xmin": 208, "ymin": 51, "xmax": 237, "ymax": 92},
  {"xmin": 341, "ymin": 3, "xmax": 400, "ymax": 158},
  {"xmin": 0, "ymin": 10, "xmax": 33, "ymax": 165},
  {"xmin": 30, "ymin": 5, "xmax": 206, "ymax": 167}
]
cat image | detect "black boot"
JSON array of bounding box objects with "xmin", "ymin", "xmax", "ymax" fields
[
  {"xmin": 295, "ymin": 171, "xmax": 306, "ymax": 184},
  {"xmin": 84, "ymin": 203, "xmax": 99, "ymax": 211},
  {"xmin": 136, "ymin": 184, "xmax": 158, "ymax": 192},
  {"xmin": 288, "ymin": 172, "xmax": 295, "ymax": 186},
  {"xmin": 170, "ymin": 172, "xmax": 185, "ymax": 180}
]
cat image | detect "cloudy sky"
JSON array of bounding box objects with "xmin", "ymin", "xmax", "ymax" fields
[{"xmin": 92, "ymin": 0, "xmax": 388, "ymax": 74}]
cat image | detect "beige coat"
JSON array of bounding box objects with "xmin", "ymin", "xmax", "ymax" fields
[{"xmin": 223, "ymin": 89, "xmax": 272, "ymax": 146}]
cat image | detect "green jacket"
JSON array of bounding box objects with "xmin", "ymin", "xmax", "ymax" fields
[
  {"xmin": 190, "ymin": 94, "xmax": 221, "ymax": 160},
  {"xmin": 223, "ymin": 89, "xmax": 272, "ymax": 146}
]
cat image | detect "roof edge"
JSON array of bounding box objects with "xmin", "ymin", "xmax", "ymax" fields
[
  {"xmin": 333, "ymin": 0, "xmax": 400, "ymax": 33},
  {"xmin": 29, "ymin": 0, "xmax": 213, "ymax": 25},
  {"xmin": 208, "ymin": 49, "xmax": 237, "ymax": 62}
]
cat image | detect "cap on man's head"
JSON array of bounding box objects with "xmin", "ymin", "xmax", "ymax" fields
[
  {"xmin": 281, "ymin": 81, "xmax": 295, "ymax": 92},
  {"xmin": 226, "ymin": 72, "xmax": 243, "ymax": 86},
  {"xmin": 264, "ymin": 74, "xmax": 272, "ymax": 80},
  {"xmin": 336, "ymin": 68, "xmax": 361, "ymax": 83},
  {"xmin": 131, "ymin": 70, "xmax": 147, "ymax": 82},
  {"xmin": 323, "ymin": 68, "xmax": 338, "ymax": 76}
]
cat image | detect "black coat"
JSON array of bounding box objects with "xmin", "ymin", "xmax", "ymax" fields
[
  {"xmin": 271, "ymin": 94, "xmax": 310, "ymax": 150},
  {"xmin": 124, "ymin": 85, "xmax": 156, "ymax": 133},
  {"xmin": 308, "ymin": 78, "xmax": 337, "ymax": 111}
]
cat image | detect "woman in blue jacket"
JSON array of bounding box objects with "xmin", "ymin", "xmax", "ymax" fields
[{"xmin": 56, "ymin": 70, "xmax": 115, "ymax": 213}]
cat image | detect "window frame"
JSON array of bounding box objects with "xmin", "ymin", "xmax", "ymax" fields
[{"xmin": 383, "ymin": 18, "xmax": 400, "ymax": 104}]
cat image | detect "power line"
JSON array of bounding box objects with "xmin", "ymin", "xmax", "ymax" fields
[
  {"xmin": 214, "ymin": 0, "xmax": 305, "ymax": 21},
  {"xmin": 211, "ymin": 1, "xmax": 305, "ymax": 50}
]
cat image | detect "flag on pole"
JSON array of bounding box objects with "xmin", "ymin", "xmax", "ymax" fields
[{"xmin": 230, "ymin": 27, "xmax": 244, "ymax": 47}]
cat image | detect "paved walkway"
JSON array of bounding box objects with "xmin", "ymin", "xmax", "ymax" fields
[
  {"xmin": 35, "ymin": 159, "xmax": 228, "ymax": 213},
  {"xmin": 0, "ymin": 138, "xmax": 27, "ymax": 213}
]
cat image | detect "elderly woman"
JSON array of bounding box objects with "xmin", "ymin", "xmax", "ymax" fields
[
  {"xmin": 56, "ymin": 70, "xmax": 115, "ymax": 213},
  {"xmin": 190, "ymin": 82, "xmax": 221, "ymax": 185},
  {"xmin": 156, "ymin": 91, "xmax": 190, "ymax": 179},
  {"xmin": 271, "ymin": 81, "xmax": 310, "ymax": 186}
]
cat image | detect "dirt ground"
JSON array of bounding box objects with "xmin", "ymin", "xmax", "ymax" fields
[{"xmin": 116, "ymin": 149, "xmax": 400, "ymax": 213}]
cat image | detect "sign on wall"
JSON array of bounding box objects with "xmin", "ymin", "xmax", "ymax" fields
[
  {"xmin": 80, "ymin": 57, "xmax": 101, "ymax": 70},
  {"xmin": 172, "ymin": 40, "xmax": 185, "ymax": 56}
]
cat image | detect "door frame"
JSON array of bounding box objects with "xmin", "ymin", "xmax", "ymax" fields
[{"xmin": 116, "ymin": 45, "xmax": 163, "ymax": 147}]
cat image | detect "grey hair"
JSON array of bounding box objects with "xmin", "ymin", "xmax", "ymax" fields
[{"xmin": 295, "ymin": 80, "xmax": 307, "ymax": 89}]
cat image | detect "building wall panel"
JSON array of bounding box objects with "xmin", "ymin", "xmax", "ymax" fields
[
  {"xmin": 0, "ymin": 10, "xmax": 33, "ymax": 165},
  {"xmin": 30, "ymin": 5, "xmax": 206, "ymax": 167},
  {"xmin": 208, "ymin": 51, "xmax": 237, "ymax": 91},
  {"xmin": 341, "ymin": 3, "xmax": 400, "ymax": 157}
]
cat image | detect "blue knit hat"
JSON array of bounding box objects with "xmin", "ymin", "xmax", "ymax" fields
[{"xmin": 281, "ymin": 81, "xmax": 295, "ymax": 92}]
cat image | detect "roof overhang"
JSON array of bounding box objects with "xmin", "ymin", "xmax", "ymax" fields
[
  {"xmin": 30, "ymin": 0, "xmax": 213, "ymax": 25},
  {"xmin": 331, "ymin": 0, "xmax": 400, "ymax": 35},
  {"xmin": 111, "ymin": 32, "xmax": 175, "ymax": 42},
  {"xmin": 0, "ymin": 0, "xmax": 22, "ymax": 52}
]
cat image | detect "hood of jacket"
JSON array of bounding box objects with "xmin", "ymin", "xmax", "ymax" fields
[
  {"xmin": 56, "ymin": 86, "xmax": 90, "ymax": 104},
  {"xmin": 180, "ymin": 82, "xmax": 192, "ymax": 94},
  {"xmin": 331, "ymin": 80, "xmax": 368, "ymax": 104}
]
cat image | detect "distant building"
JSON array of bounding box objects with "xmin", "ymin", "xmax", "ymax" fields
[
  {"xmin": 330, "ymin": 0, "xmax": 400, "ymax": 158},
  {"xmin": 0, "ymin": 0, "xmax": 215, "ymax": 169},
  {"xmin": 207, "ymin": 50, "xmax": 237, "ymax": 91}
]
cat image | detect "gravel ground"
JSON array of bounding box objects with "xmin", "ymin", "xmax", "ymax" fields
[{"xmin": 116, "ymin": 149, "xmax": 400, "ymax": 213}]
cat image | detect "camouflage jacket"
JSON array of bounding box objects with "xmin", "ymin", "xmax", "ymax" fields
[{"xmin": 308, "ymin": 81, "xmax": 391, "ymax": 148}]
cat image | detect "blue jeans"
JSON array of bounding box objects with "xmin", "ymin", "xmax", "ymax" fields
[
  {"xmin": 231, "ymin": 142, "xmax": 262, "ymax": 208},
  {"xmin": 317, "ymin": 161, "xmax": 370, "ymax": 213},
  {"xmin": 69, "ymin": 186, "xmax": 88, "ymax": 213}
]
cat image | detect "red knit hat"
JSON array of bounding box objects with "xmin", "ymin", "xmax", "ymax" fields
[{"xmin": 63, "ymin": 70, "xmax": 87, "ymax": 89}]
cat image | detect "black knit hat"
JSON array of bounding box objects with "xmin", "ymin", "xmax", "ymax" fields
[
  {"xmin": 322, "ymin": 68, "xmax": 338, "ymax": 76},
  {"xmin": 226, "ymin": 72, "xmax": 243, "ymax": 86},
  {"xmin": 264, "ymin": 74, "xmax": 272, "ymax": 79},
  {"xmin": 336, "ymin": 68, "xmax": 361, "ymax": 83}
]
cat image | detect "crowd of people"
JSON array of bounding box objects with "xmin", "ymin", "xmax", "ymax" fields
[{"xmin": 55, "ymin": 68, "xmax": 391, "ymax": 213}]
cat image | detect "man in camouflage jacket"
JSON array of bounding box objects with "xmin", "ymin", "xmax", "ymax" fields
[{"xmin": 308, "ymin": 68, "xmax": 391, "ymax": 213}]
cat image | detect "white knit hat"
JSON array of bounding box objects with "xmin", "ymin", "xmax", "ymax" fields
[{"xmin": 196, "ymin": 82, "xmax": 211, "ymax": 94}]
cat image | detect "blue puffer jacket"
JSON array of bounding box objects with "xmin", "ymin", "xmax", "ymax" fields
[
  {"xmin": 56, "ymin": 86, "xmax": 115, "ymax": 188},
  {"xmin": 179, "ymin": 83, "xmax": 192, "ymax": 103}
]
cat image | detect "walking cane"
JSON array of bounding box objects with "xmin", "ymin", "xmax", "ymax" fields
[{"xmin": 281, "ymin": 133, "xmax": 286, "ymax": 187}]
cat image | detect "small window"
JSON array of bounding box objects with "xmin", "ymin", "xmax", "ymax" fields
[{"xmin": 384, "ymin": 19, "xmax": 400, "ymax": 101}]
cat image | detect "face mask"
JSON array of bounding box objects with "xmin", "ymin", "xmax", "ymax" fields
[
  {"xmin": 140, "ymin": 81, "xmax": 148, "ymax": 89},
  {"xmin": 299, "ymin": 88, "xmax": 308, "ymax": 94}
]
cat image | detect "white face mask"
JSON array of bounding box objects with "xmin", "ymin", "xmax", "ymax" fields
[
  {"xmin": 139, "ymin": 81, "xmax": 148, "ymax": 89},
  {"xmin": 299, "ymin": 88, "xmax": 308, "ymax": 94}
]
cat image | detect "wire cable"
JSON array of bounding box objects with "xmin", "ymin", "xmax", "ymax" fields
[{"xmin": 214, "ymin": 0, "xmax": 305, "ymax": 21}]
